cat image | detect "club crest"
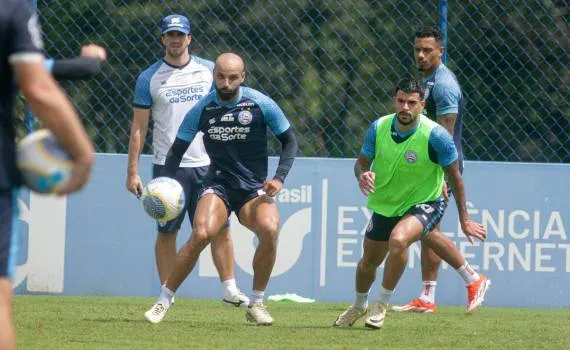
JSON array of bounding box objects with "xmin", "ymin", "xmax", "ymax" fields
[
  {"xmin": 238, "ymin": 110, "xmax": 253, "ymax": 125},
  {"xmin": 405, "ymin": 150, "xmax": 417, "ymax": 163}
]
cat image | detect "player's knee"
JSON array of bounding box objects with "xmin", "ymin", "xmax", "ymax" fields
[
  {"xmin": 388, "ymin": 233, "xmax": 408, "ymax": 254},
  {"xmin": 189, "ymin": 228, "xmax": 210, "ymax": 248},
  {"xmin": 257, "ymin": 216, "xmax": 279, "ymax": 239},
  {"xmin": 359, "ymin": 256, "xmax": 379, "ymax": 272}
]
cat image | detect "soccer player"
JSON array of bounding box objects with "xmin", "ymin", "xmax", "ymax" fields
[
  {"xmin": 333, "ymin": 77, "xmax": 489, "ymax": 330},
  {"xmin": 392, "ymin": 26, "xmax": 467, "ymax": 313},
  {"xmin": 127, "ymin": 15, "xmax": 248, "ymax": 308},
  {"xmin": 144, "ymin": 52, "xmax": 298, "ymax": 326},
  {"xmin": 0, "ymin": 1, "xmax": 94, "ymax": 348}
]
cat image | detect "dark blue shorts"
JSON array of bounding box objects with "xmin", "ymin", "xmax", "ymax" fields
[
  {"xmin": 365, "ymin": 197, "xmax": 447, "ymax": 242},
  {"xmin": 152, "ymin": 164, "xmax": 208, "ymax": 233},
  {"xmin": 0, "ymin": 190, "xmax": 19, "ymax": 278},
  {"xmin": 200, "ymin": 180, "xmax": 265, "ymax": 217}
]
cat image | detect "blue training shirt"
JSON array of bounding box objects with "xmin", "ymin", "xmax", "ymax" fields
[
  {"xmin": 361, "ymin": 115, "xmax": 458, "ymax": 167},
  {"xmin": 177, "ymin": 86, "xmax": 290, "ymax": 190},
  {"xmin": 423, "ymin": 63, "xmax": 464, "ymax": 168}
]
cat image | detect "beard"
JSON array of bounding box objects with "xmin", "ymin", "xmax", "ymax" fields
[
  {"xmin": 216, "ymin": 86, "xmax": 239, "ymax": 101},
  {"xmin": 166, "ymin": 47, "xmax": 186, "ymax": 58},
  {"xmin": 397, "ymin": 112, "xmax": 416, "ymax": 125}
]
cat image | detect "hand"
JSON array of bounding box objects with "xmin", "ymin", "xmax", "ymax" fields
[
  {"xmin": 442, "ymin": 181, "xmax": 449, "ymax": 202},
  {"xmin": 126, "ymin": 174, "xmax": 144, "ymax": 198},
  {"xmin": 461, "ymin": 219, "xmax": 487, "ymax": 244},
  {"xmin": 80, "ymin": 44, "xmax": 107, "ymax": 60},
  {"xmin": 358, "ymin": 171, "xmax": 375, "ymax": 196},
  {"xmin": 263, "ymin": 179, "xmax": 283, "ymax": 197},
  {"xmin": 56, "ymin": 160, "xmax": 92, "ymax": 195}
]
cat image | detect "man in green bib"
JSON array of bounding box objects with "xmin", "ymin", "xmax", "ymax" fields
[{"xmin": 333, "ymin": 77, "xmax": 490, "ymax": 330}]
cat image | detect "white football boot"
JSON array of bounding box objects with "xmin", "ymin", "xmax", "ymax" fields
[
  {"xmin": 246, "ymin": 303, "xmax": 274, "ymax": 326},
  {"xmin": 223, "ymin": 291, "xmax": 250, "ymax": 308},
  {"xmin": 144, "ymin": 302, "xmax": 169, "ymax": 324},
  {"xmin": 333, "ymin": 305, "xmax": 367, "ymax": 327},
  {"xmin": 365, "ymin": 301, "xmax": 387, "ymax": 329}
]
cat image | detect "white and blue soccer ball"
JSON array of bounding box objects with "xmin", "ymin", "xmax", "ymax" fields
[
  {"xmin": 16, "ymin": 129, "xmax": 72, "ymax": 194},
  {"xmin": 141, "ymin": 177, "xmax": 185, "ymax": 221}
]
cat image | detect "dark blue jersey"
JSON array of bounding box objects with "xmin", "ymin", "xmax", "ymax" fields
[
  {"xmin": 0, "ymin": 0, "xmax": 44, "ymax": 191},
  {"xmin": 177, "ymin": 86, "xmax": 290, "ymax": 190},
  {"xmin": 423, "ymin": 64, "xmax": 464, "ymax": 167}
]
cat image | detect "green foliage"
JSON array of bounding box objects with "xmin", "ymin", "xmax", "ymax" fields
[
  {"xmin": 14, "ymin": 296, "xmax": 570, "ymax": 349},
  {"xmin": 35, "ymin": 0, "xmax": 568, "ymax": 161}
]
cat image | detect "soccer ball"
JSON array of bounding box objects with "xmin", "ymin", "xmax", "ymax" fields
[
  {"xmin": 16, "ymin": 129, "xmax": 72, "ymax": 194},
  {"xmin": 141, "ymin": 177, "xmax": 185, "ymax": 221}
]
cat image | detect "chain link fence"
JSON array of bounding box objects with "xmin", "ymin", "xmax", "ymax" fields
[{"xmin": 27, "ymin": 0, "xmax": 568, "ymax": 162}]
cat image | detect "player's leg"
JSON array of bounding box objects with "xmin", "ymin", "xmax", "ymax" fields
[
  {"xmin": 210, "ymin": 226, "xmax": 249, "ymax": 307},
  {"xmin": 0, "ymin": 191, "xmax": 17, "ymax": 350},
  {"xmin": 369, "ymin": 199, "xmax": 446, "ymax": 329},
  {"xmin": 155, "ymin": 232, "xmax": 177, "ymax": 284},
  {"xmin": 422, "ymin": 229, "xmax": 490, "ymax": 313},
  {"xmin": 182, "ymin": 165, "xmax": 248, "ymax": 307},
  {"xmin": 152, "ymin": 165, "xmax": 186, "ymax": 286},
  {"xmin": 0, "ymin": 279, "xmax": 15, "ymax": 350},
  {"xmin": 334, "ymin": 213, "xmax": 391, "ymax": 328},
  {"xmin": 145, "ymin": 189, "xmax": 228, "ymax": 324},
  {"xmin": 420, "ymin": 231, "xmax": 442, "ymax": 298},
  {"xmin": 393, "ymin": 227, "xmax": 441, "ymax": 313},
  {"xmin": 237, "ymin": 193, "xmax": 279, "ymax": 325}
]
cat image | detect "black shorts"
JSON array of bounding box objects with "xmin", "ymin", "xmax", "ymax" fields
[
  {"xmin": 200, "ymin": 180, "xmax": 265, "ymax": 217},
  {"xmin": 0, "ymin": 190, "xmax": 18, "ymax": 278},
  {"xmin": 152, "ymin": 164, "xmax": 208, "ymax": 233},
  {"xmin": 365, "ymin": 197, "xmax": 447, "ymax": 242}
]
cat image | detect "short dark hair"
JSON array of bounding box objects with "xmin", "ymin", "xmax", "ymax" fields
[
  {"xmin": 414, "ymin": 26, "xmax": 443, "ymax": 44},
  {"xmin": 393, "ymin": 76, "xmax": 425, "ymax": 99}
]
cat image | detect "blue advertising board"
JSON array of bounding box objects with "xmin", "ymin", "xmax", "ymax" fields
[{"xmin": 13, "ymin": 155, "xmax": 570, "ymax": 308}]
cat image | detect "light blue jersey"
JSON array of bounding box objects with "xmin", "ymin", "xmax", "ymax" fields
[
  {"xmin": 423, "ymin": 63, "xmax": 464, "ymax": 170},
  {"xmin": 44, "ymin": 57, "xmax": 54, "ymax": 72},
  {"xmin": 361, "ymin": 115, "xmax": 458, "ymax": 167},
  {"xmin": 133, "ymin": 56, "xmax": 214, "ymax": 167}
]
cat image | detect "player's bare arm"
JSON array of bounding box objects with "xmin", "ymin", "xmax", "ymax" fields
[
  {"xmin": 443, "ymin": 161, "xmax": 486, "ymax": 243},
  {"xmin": 437, "ymin": 113, "xmax": 457, "ymax": 136},
  {"xmin": 354, "ymin": 155, "xmax": 374, "ymax": 195},
  {"xmin": 14, "ymin": 61, "xmax": 94, "ymax": 194},
  {"xmin": 126, "ymin": 108, "xmax": 150, "ymax": 197}
]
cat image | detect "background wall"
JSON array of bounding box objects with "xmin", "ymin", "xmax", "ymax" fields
[{"xmin": 12, "ymin": 155, "xmax": 570, "ymax": 308}]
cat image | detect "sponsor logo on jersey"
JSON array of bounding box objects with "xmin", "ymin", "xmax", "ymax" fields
[
  {"xmin": 164, "ymin": 85, "xmax": 206, "ymax": 104},
  {"xmin": 237, "ymin": 102, "xmax": 255, "ymax": 107},
  {"xmin": 209, "ymin": 118, "xmax": 216, "ymax": 124},
  {"xmin": 405, "ymin": 150, "xmax": 417, "ymax": 163},
  {"xmin": 221, "ymin": 113, "xmax": 234, "ymax": 122},
  {"xmin": 207, "ymin": 125, "xmax": 251, "ymax": 141},
  {"xmin": 238, "ymin": 110, "xmax": 253, "ymax": 125}
]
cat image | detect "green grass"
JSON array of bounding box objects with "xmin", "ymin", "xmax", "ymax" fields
[{"xmin": 14, "ymin": 295, "xmax": 570, "ymax": 349}]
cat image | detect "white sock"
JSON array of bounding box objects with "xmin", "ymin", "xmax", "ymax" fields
[
  {"xmin": 456, "ymin": 262, "xmax": 480, "ymax": 285},
  {"xmin": 354, "ymin": 291, "xmax": 369, "ymax": 310},
  {"xmin": 249, "ymin": 290, "xmax": 265, "ymax": 306},
  {"xmin": 158, "ymin": 285, "xmax": 175, "ymax": 308},
  {"xmin": 222, "ymin": 278, "xmax": 239, "ymax": 298},
  {"xmin": 418, "ymin": 281, "xmax": 437, "ymax": 303},
  {"xmin": 378, "ymin": 286, "xmax": 394, "ymax": 305}
]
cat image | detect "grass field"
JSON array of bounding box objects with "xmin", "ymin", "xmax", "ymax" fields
[{"xmin": 14, "ymin": 295, "xmax": 570, "ymax": 349}]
